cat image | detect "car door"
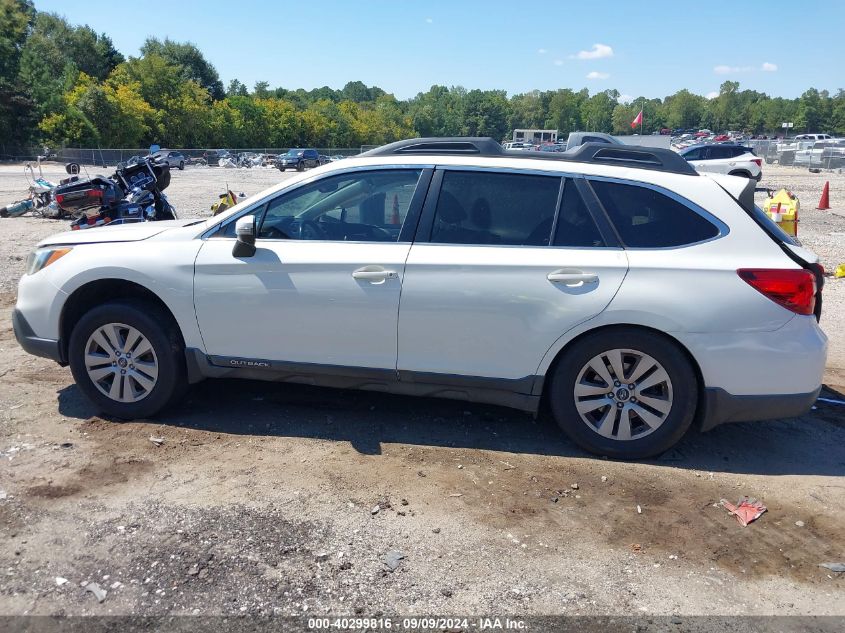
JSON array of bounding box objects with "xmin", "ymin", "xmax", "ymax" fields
[
  {"xmin": 397, "ymin": 168, "xmax": 628, "ymax": 384},
  {"xmin": 193, "ymin": 167, "xmax": 432, "ymax": 371}
]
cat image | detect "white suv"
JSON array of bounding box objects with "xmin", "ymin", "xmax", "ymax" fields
[
  {"xmin": 13, "ymin": 138, "xmax": 827, "ymax": 459},
  {"xmin": 679, "ymin": 144, "xmax": 763, "ymax": 180}
]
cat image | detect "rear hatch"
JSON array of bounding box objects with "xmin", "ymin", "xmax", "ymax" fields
[{"xmin": 711, "ymin": 174, "xmax": 824, "ymax": 319}]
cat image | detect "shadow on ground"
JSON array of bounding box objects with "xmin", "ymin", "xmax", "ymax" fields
[{"xmin": 57, "ymin": 378, "xmax": 845, "ymax": 477}]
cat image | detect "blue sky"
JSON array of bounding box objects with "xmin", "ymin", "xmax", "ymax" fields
[{"xmin": 34, "ymin": 0, "xmax": 845, "ymax": 101}]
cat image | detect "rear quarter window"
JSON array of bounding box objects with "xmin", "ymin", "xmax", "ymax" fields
[{"xmin": 590, "ymin": 180, "xmax": 721, "ymax": 248}]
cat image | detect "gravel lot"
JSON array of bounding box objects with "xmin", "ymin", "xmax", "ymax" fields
[{"xmin": 0, "ymin": 161, "xmax": 843, "ymax": 617}]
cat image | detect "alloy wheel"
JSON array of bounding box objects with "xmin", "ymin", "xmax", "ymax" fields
[
  {"xmin": 573, "ymin": 348, "xmax": 673, "ymax": 441},
  {"xmin": 84, "ymin": 323, "xmax": 159, "ymax": 403}
]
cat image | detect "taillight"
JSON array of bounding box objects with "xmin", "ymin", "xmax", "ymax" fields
[
  {"xmin": 752, "ymin": 159, "xmax": 762, "ymax": 167},
  {"xmin": 737, "ymin": 269, "xmax": 817, "ymax": 315}
]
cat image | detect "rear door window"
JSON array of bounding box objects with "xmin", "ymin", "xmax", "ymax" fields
[
  {"xmin": 430, "ymin": 171, "xmax": 561, "ymax": 246},
  {"xmin": 590, "ymin": 180, "xmax": 720, "ymax": 248},
  {"xmin": 708, "ymin": 146, "xmax": 732, "ymax": 160},
  {"xmin": 682, "ymin": 148, "xmax": 703, "ymax": 161}
]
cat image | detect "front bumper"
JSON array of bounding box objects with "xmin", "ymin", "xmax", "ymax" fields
[
  {"xmin": 12, "ymin": 308, "xmax": 64, "ymax": 364},
  {"xmin": 700, "ymin": 386, "xmax": 820, "ymax": 431}
]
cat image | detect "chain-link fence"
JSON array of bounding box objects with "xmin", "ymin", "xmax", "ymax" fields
[
  {"xmin": 743, "ymin": 139, "xmax": 845, "ymax": 170},
  {"xmin": 0, "ymin": 145, "xmax": 371, "ymax": 166}
]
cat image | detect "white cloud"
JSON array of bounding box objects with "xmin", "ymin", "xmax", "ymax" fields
[
  {"xmin": 706, "ymin": 91, "xmax": 720, "ymax": 99},
  {"xmin": 537, "ymin": 48, "xmax": 546, "ymax": 54},
  {"xmin": 586, "ymin": 71, "xmax": 610, "ymax": 80},
  {"xmin": 425, "ymin": 17, "xmax": 433, "ymax": 24},
  {"xmin": 714, "ymin": 65, "xmax": 750, "ymax": 74},
  {"xmin": 553, "ymin": 59, "xmax": 563, "ymax": 66},
  {"xmin": 761, "ymin": 62, "xmax": 778, "ymax": 72},
  {"xmin": 573, "ymin": 43, "xmax": 614, "ymax": 60},
  {"xmin": 618, "ymin": 94, "xmax": 634, "ymax": 104}
]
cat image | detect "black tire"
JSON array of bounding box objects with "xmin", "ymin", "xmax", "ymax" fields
[
  {"xmin": 728, "ymin": 170, "xmax": 751, "ymax": 178},
  {"xmin": 297, "ymin": 161, "xmax": 305, "ymax": 172},
  {"xmin": 178, "ymin": 161, "xmax": 185, "ymax": 170},
  {"xmin": 68, "ymin": 299, "xmax": 187, "ymax": 419},
  {"xmin": 278, "ymin": 166, "xmax": 285, "ymax": 172},
  {"xmin": 548, "ymin": 328, "xmax": 698, "ymax": 459}
]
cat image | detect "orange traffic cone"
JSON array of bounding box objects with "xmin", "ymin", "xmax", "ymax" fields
[
  {"xmin": 390, "ymin": 194, "xmax": 400, "ymax": 224},
  {"xmin": 817, "ymin": 181, "xmax": 830, "ymax": 210}
]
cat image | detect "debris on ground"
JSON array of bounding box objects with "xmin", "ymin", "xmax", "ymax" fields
[
  {"xmin": 796, "ymin": 520, "xmax": 805, "ymax": 527},
  {"xmin": 637, "ymin": 505, "xmax": 642, "ymax": 514},
  {"xmin": 55, "ymin": 577, "xmax": 68, "ymax": 586},
  {"xmin": 148, "ymin": 436, "xmax": 165, "ymax": 446},
  {"xmin": 819, "ymin": 562, "xmax": 845, "ymax": 573},
  {"xmin": 630, "ymin": 543, "xmax": 642, "ymax": 553},
  {"xmin": 601, "ymin": 476, "xmax": 608, "ymax": 483},
  {"xmin": 84, "ymin": 582, "xmax": 107, "ymax": 603},
  {"xmin": 370, "ymin": 505, "xmax": 380, "ymax": 515},
  {"xmin": 721, "ymin": 497, "xmax": 767, "ymax": 526},
  {"xmin": 571, "ymin": 483, "xmax": 579, "ymax": 490},
  {"xmin": 383, "ymin": 550, "xmax": 405, "ymax": 572}
]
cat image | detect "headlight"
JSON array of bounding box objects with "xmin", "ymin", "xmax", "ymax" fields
[{"xmin": 26, "ymin": 247, "xmax": 72, "ymax": 275}]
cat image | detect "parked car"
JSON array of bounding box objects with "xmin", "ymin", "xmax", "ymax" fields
[
  {"xmin": 820, "ymin": 141, "xmax": 845, "ymax": 168},
  {"xmin": 274, "ymin": 148, "xmax": 323, "ymax": 171},
  {"xmin": 203, "ymin": 149, "xmax": 231, "ymax": 167},
  {"xmin": 152, "ymin": 150, "xmax": 186, "ymax": 171},
  {"xmin": 563, "ymin": 132, "xmax": 623, "ymax": 151},
  {"xmin": 794, "ymin": 140, "xmax": 845, "ymax": 168},
  {"xmin": 13, "ymin": 137, "xmax": 826, "ymax": 460},
  {"xmin": 679, "ymin": 143, "xmax": 762, "ymax": 180}
]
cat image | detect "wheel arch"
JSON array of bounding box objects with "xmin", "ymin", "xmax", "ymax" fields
[
  {"xmin": 60, "ymin": 279, "xmax": 184, "ymax": 362},
  {"xmin": 728, "ymin": 169, "xmax": 752, "ymax": 178},
  {"xmin": 537, "ymin": 323, "xmax": 707, "ymax": 428}
]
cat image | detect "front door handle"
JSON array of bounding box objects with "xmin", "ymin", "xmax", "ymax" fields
[
  {"xmin": 547, "ymin": 270, "xmax": 599, "ymax": 286},
  {"xmin": 352, "ymin": 267, "xmax": 398, "ymax": 282}
]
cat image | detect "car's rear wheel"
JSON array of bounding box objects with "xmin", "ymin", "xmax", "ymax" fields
[
  {"xmin": 297, "ymin": 161, "xmax": 305, "ymax": 172},
  {"xmin": 548, "ymin": 328, "xmax": 697, "ymax": 459},
  {"xmin": 68, "ymin": 300, "xmax": 187, "ymax": 419},
  {"xmin": 178, "ymin": 161, "xmax": 185, "ymax": 170}
]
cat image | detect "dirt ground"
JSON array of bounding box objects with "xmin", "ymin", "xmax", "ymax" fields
[{"xmin": 0, "ymin": 161, "xmax": 843, "ymax": 617}]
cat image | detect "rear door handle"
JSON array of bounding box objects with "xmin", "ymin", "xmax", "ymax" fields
[
  {"xmin": 547, "ymin": 270, "xmax": 599, "ymax": 286},
  {"xmin": 352, "ymin": 267, "xmax": 398, "ymax": 282}
]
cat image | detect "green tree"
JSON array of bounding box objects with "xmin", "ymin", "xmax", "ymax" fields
[
  {"xmin": 0, "ymin": 0, "xmax": 36, "ymax": 146},
  {"xmin": 545, "ymin": 88, "xmax": 587, "ymax": 134},
  {"xmin": 141, "ymin": 37, "xmax": 223, "ymax": 99}
]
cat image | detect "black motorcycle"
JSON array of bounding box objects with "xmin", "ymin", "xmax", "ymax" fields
[{"xmin": 53, "ymin": 155, "xmax": 176, "ymax": 230}]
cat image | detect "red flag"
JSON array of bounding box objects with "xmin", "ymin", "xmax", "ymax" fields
[{"xmin": 631, "ymin": 109, "xmax": 643, "ymax": 129}]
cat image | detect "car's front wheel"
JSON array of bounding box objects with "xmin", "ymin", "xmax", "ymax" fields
[
  {"xmin": 68, "ymin": 300, "xmax": 187, "ymax": 419},
  {"xmin": 178, "ymin": 161, "xmax": 185, "ymax": 170},
  {"xmin": 548, "ymin": 328, "xmax": 697, "ymax": 459}
]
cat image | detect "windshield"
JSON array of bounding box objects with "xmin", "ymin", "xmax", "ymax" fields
[{"xmin": 286, "ymin": 150, "xmax": 304, "ymax": 157}]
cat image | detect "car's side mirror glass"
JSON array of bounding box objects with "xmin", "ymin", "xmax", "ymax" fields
[{"xmin": 232, "ymin": 215, "xmax": 257, "ymax": 258}]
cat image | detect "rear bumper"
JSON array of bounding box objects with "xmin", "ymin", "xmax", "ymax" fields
[
  {"xmin": 12, "ymin": 308, "xmax": 64, "ymax": 364},
  {"xmin": 700, "ymin": 386, "xmax": 820, "ymax": 431}
]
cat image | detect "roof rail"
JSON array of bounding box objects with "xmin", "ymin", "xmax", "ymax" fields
[{"xmin": 360, "ymin": 137, "xmax": 697, "ymax": 176}]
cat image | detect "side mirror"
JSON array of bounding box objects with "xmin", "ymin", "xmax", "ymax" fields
[{"xmin": 232, "ymin": 215, "xmax": 256, "ymax": 257}]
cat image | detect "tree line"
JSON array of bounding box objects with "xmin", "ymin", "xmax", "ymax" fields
[{"xmin": 2, "ymin": 0, "xmax": 845, "ymax": 152}]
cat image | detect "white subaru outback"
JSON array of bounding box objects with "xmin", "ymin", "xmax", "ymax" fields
[{"xmin": 13, "ymin": 139, "xmax": 827, "ymax": 459}]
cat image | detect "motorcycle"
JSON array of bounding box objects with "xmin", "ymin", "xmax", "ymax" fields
[{"xmin": 53, "ymin": 155, "xmax": 176, "ymax": 230}]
